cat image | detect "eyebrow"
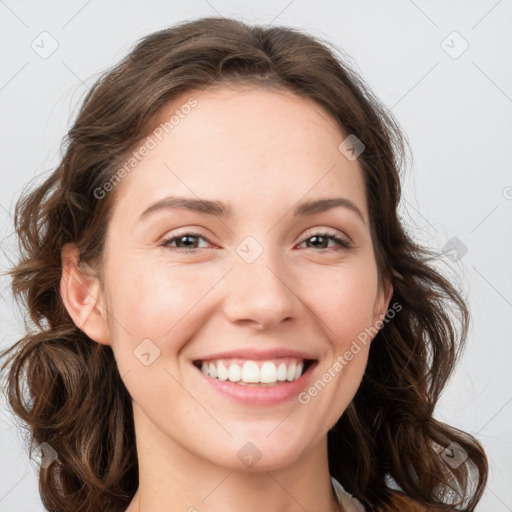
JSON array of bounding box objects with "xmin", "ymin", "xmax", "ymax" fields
[{"xmin": 137, "ymin": 195, "xmax": 365, "ymax": 224}]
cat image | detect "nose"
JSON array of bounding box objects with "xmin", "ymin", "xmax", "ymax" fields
[{"xmin": 221, "ymin": 245, "xmax": 301, "ymax": 330}]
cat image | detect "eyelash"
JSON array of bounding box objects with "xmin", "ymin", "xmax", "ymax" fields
[{"xmin": 160, "ymin": 230, "xmax": 353, "ymax": 253}]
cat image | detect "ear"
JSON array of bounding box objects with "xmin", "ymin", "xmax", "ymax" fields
[
  {"xmin": 371, "ymin": 275, "xmax": 394, "ymax": 328},
  {"xmin": 60, "ymin": 243, "xmax": 110, "ymax": 345}
]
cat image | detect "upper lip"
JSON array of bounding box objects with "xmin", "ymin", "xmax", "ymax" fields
[{"xmin": 193, "ymin": 348, "xmax": 318, "ymax": 362}]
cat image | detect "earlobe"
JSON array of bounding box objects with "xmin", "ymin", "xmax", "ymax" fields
[{"xmin": 60, "ymin": 243, "xmax": 111, "ymax": 346}]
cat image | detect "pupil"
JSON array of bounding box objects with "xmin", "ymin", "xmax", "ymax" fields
[
  {"xmin": 181, "ymin": 235, "xmax": 195, "ymax": 247},
  {"xmin": 311, "ymin": 235, "xmax": 326, "ymax": 248}
]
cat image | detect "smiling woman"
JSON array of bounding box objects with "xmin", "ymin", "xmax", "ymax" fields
[{"xmin": 0, "ymin": 16, "xmax": 488, "ymax": 512}]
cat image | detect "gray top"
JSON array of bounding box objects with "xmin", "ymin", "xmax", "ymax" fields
[{"xmin": 331, "ymin": 476, "xmax": 366, "ymax": 512}]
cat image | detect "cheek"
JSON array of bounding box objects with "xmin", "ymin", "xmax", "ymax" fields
[
  {"xmin": 105, "ymin": 256, "xmax": 218, "ymax": 358},
  {"xmin": 107, "ymin": 255, "xmax": 195, "ymax": 325},
  {"xmin": 103, "ymin": 260, "xmax": 201, "ymax": 406},
  {"xmin": 301, "ymin": 258, "xmax": 380, "ymax": 346}
]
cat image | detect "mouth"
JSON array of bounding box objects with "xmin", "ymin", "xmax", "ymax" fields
[
  {"xmin": 192, "ymin": 357, "xmax": 317, "ymax": 386},
  {"xmin": 192, "ymin": 356, "xmax": 319, "ymax": 406}
]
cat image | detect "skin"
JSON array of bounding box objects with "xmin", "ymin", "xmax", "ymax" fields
[{"xmin": 61, "ymin": 85, "xmax": 393, "ymax": 512}]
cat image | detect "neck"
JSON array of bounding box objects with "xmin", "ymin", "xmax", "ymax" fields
[{"xmin": 125, "ymin": 402, "xmax": 342, "ymax": 512}]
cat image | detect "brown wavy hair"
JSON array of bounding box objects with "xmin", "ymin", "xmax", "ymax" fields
[{"xmin": 0, "ymin": 16, "xmax": 488, "ymax": 512}]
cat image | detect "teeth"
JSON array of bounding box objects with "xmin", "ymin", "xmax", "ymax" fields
[
  {"xmin": 242, "ymin": 361, "xmax": 260, "ymax": 383},
  {"xmin": 286, "ymin": 362, "xmax": 297, "ymax": 381},
  {"xmin": 216, "ymin": 361, "xmax": 229, "ymax": 381},
  {"xmin": 199, "ymin": 359, "xmax": 305, "ymax": 384},
  {"xmin": 276, "ymin": 362, "xmax": 287, "ymax": 381},
  {"xmin": 228, "ymin": 363, "xmax": 241, "ymax": 382},
  {"xmin": 208, "ymin": 362, "xmax": 217, "ymax": 379},
  {"xmin": 260, "ymin": 361, "xmax": 276, "ymax": 383}
]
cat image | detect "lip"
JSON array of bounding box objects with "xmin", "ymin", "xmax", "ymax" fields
[
  {"xmin": 193, "ymin": 347, "xmax": 317, "ymax": 363},
  {"xmin": 193, "ymin": 359, "xmax": 318, "ymax": 406}
]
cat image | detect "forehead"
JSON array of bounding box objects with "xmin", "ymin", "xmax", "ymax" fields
[{"xmin": 108, "ymin": 85, "xmax": 368, "ymax": 224}]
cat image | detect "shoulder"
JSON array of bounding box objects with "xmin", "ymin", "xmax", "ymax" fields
[
  {"xmin": 384, "ymin": 490, "xmax": 443, "ymax": 511},
  {"xmin": 331, "ymin": 476, "xmax": 444, "ymax": 512}
]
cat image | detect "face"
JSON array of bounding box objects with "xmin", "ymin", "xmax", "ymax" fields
[{"xmin": 93, "ymin": 86, "xmax": 392, "ymax": 471}]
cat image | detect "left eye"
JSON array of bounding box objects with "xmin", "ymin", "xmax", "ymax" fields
[
  {"xmin": 298, "ymin": 232, "xmax": 352, "ymax": 251},
  {"xmin": 160, "ymin": 231, "xmax": 352, "ymax": 252}
]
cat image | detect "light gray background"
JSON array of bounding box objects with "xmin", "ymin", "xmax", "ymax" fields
[{"xmin": 0, "ymin": 1, "xmax": 511, "ymax": 511}]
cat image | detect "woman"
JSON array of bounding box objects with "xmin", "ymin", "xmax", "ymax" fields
[{"xmin": 0, "ymin": 16, "xmax": 488, "ymax": 512}]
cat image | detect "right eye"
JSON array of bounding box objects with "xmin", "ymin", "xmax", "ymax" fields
[{"xmin": 160, "ymin": 231, "xmax": 214, "ymax": 253}]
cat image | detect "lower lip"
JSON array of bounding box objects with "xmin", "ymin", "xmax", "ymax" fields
[{"xmin": 194, "ymin": 362, "xmax": 317, "ymax": 406}]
